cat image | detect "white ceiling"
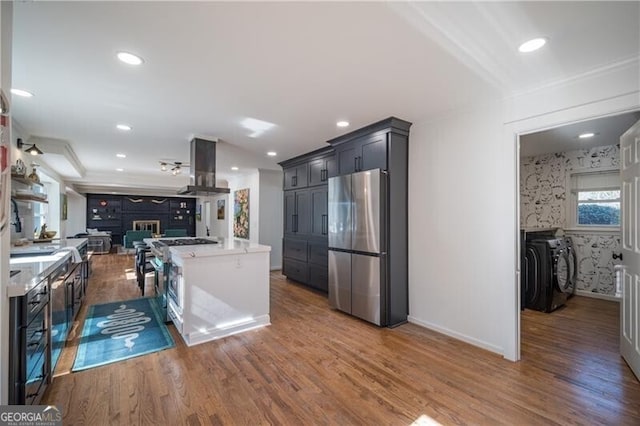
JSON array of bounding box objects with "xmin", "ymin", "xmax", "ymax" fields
[
  {"xmin": 9, "ymin": 1, "xmax": 640, "ymax": 194},
  {"xmin": 520, "ymin": 111, "xmax": 640, "ymax": 158}
]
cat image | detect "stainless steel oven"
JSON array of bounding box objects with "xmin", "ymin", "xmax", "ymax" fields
[
  {"xmin": 167, "ymin": 263, "xmax": 183, "ymax": 310},
  {"xmin": 150, "ymin": 256, "xmax": 169, "ymax": 322}
]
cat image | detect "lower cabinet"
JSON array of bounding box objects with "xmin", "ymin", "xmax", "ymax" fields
[
  {"xmin": 283, "ymin": 238, "xmax": 328, "ymax": 292},
  {"xmin": 283, "ymin": 257, "xmax": 309, "ymax": 284},
  {"xmin": 9, "ymin": 249, "xmax": 88, "ymax": 405},
  {"xmin": 9, "ymin": 278, "xmax": 50, "ymax": 405}
]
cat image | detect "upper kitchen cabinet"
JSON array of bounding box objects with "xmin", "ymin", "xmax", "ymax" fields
[
  {"xmin": 283, "ymin": 163, "xmax": 308, "ymax": 190},
  {"xmin": 335, "ymin": 133, "xmax": 387, "ymax": 174},
  {"xmin": 328, "ymin": 117, "xmax": 412, "ymax": 175},
  {"xmin": 283, "ymin": 189, "xmax": 310, "ymax": 236},
  {"xmin": 308, "ymin": 153, "xmax": 337, "ymax": 186}
]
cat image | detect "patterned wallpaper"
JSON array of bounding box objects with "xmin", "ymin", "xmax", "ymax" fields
[
  {"xmin": 520, "ymin": 144, "xmax": 621, "ymax": 296},
  {"xmin": 567, "ymin": 232, "xmax": 621, "ymax": 295}
]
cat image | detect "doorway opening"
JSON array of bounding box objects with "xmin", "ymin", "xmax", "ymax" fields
[{"xmin": 517, "ymin": 110, "xmax": 639, "ymax": 369}]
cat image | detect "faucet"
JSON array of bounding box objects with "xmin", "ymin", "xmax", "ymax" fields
[{"xmin": 206, "ymin": 226, "xmax": 210, "ymax": 236}]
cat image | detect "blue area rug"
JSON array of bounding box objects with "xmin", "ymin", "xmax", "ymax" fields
[{"xmin": 73, "ymin": 297, "xmax": 174, "ymax": 371}]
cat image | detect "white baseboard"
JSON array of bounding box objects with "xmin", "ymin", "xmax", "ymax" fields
[
  {"xmin": 407, "ymin": 315, "xmax": 503, "ymax": 356},
  {"xmin": 574, "ymin": 290, "xmax": 620, "ymax": 302},
  {"xmin": 184, "ymin": 315, "xmax": 271, "ymax": 347}
]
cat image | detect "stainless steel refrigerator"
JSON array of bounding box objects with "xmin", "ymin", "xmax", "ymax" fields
[{"xmin": 328, "ymin": 169, "xmax": 387, "ymax": 325}]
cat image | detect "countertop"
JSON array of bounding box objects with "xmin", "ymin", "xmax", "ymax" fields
[
  {"xmin": 8, "ymin": 238, "xmax": 88, "ymax": 298},
  {"xmin": 144, "ymin": 237, "xmax": 271, "ymax": 259}
]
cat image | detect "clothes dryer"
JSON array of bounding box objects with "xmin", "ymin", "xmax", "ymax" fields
[
  {"xmin": 524, "ymin": 237, "xmax": 572, "ymax": 312},
  {"xmin": 563, "ymin": 237, "xmax": 577, "ymax": 297}
]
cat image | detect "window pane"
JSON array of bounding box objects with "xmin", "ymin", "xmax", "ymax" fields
[
  {"xmin": 577, "ymin": 202, "xmax": 620, "ymax": 225},
  {"xmin": 578, "ymin": 190, "xmax": 620, "ymax": 201}
]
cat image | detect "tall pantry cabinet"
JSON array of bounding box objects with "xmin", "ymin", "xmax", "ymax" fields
[{"xmin": 279, "ymin": 147, "xmax": 336, "ymax": 291}]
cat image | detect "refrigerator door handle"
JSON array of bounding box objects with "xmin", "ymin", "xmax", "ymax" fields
[{"xmin": 321, "ymin": 214, "xmax": 327, "ymax": 235}]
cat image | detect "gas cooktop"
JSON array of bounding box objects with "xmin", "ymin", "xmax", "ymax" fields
[{"xmin": 155, "ymin": 238, "xmax": 218, "ymax": 247}]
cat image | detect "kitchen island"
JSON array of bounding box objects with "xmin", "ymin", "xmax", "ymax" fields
[{"xmin": 147, "ymin": 237, "xmax": 271, "ymax": 346}]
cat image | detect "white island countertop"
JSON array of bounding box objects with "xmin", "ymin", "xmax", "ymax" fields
[
  {"xmin": 169, "ymin": 238, "xmax": 270, "ymax": 258},
  {"xmin": 143, "ymin": 237, "xmax": 271, "ymax": 257},
  {"xmin": 8, "ymin": 238, "xmax": 88, "ymax": 298}
]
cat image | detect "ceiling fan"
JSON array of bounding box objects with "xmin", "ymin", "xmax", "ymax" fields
[{"xmin": 159, "ymin": 161, "xmax": 190, "ymax": 176}]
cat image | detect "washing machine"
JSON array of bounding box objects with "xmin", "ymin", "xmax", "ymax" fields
[
  {"xmin": 523, "ymin": 237, "xmax": 572, "ymax": 312},
  {"xmin": 563, "ymin": 236, "xmax": 577, "ymax": 297}
]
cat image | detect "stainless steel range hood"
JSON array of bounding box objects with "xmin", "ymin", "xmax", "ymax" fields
[{"xmin": 178, "ymin": 138, "xmax": 231, "ymax": 195}]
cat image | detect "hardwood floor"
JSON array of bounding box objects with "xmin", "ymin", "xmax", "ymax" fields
[{"xmin": 44, "ymin": 254, "xmax": 640, "ymax": 425}]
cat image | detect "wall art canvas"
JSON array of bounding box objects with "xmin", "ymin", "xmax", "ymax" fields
[
  {"xmin": 233, "ymin": 188, "xmax": 249, "ymax": 239},
  {"xmin": 217, "ymin": 199, "xmax": 225, "ymax": 220},
  {"xmin": 61, "ymin": 193, "xmax": 68, "ymax": 220}
]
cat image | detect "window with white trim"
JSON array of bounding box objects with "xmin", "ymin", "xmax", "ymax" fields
[{"xmin": 568, "ymin": 170, "xmax": 620, "ymax": 228}]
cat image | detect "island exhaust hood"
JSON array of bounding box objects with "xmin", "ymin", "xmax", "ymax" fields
[{"xmin": 178, "ymin": 138, "xmax": 231, "ymax": 195}]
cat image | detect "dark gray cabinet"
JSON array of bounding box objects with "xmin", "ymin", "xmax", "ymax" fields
[
  {"xmin": 328, "ymin": 116, "xmax": 412, "ymax": 326},
  {"xmin": 280, "ymin": 147, "xmax": 334, "ymax": 292},
  {"xmin": 308, "ymin": 155, "xmax": 337, "ymax": 186},
  {"xmin": 336, "ymin": 132, "xmax": 387, "ymax": 174},
  {"xmin": 284, "ymin": 189, "xmax": 310, "ymax": 236},
  {"xmin": 283, "ymin": 163, "xmax": 308, "ymax": 190},
  {"xmin": 310, "ymin": 187, "xmax": 328, "ymax": 238},
  {"xmin": 9, "ymin": 279, "xmax": 50, "ymax": 405}
]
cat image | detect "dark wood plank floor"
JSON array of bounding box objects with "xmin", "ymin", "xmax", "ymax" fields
[{"xmin": 44, "ymin": 254, "xmax": 640, "ymax": 425}]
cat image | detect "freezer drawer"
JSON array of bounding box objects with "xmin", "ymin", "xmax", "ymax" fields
[
  {"xmin": 328, "ymin": 250, "xmax": 351, "ymax": 313},
  {"xmin": 352, "ymin": 253, "xmax": 383, "ymax": 326}
]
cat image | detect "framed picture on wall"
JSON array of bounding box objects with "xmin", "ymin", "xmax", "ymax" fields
[
  {"xmin": 61, "ymin": 193, "xmax": 68, "ymax": 221},
  {"xmin": 233, "ymin": 189, "xmax": 249, "ymax": 239},
  {"xmin": 217, "ymin": 199, "xmax": 225, "ymax": 220}
]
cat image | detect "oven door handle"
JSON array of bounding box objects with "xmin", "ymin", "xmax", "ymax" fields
[{"xmin": 150, "ymin": 257, "xmax": 164, "ymax": 271}]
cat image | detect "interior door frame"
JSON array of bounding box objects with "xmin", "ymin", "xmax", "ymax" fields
[{"xmin": 509, "ymin": 94, "xmax": 640, "ymax": 361}]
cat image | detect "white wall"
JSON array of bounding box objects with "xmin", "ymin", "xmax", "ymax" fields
[
  {"xmin": 66, "ymin": 190, "xmax": 86, "ymax": 236},
  {"xmin": 227, "ymin": 169, "xmax": 283, "ymax": 270},
  {"xmin": 229, "ymin": 171, "xmax": 260, "ymax": 243},
  {"xmin": 258, "ymin": 169, "xmax": 283, "ymax": 270},
  {"xmin": 195, "ymin": 194, "xmax": 230, "ymax": 238},
  {"xmin": 407, "ymin": 59, "xmax": 640, "ymax": 361},
  {"xmin": 0, "ymin": 0, "xmax": 12, "ymax": 405}
]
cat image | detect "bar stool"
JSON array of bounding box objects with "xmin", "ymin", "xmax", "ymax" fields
[{"xmin": 134, "ymin": 242, "xmax": 154, "ymax": 296}]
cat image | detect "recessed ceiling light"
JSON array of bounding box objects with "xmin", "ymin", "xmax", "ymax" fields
[
  {"xmin": 518, "ymin": 37, "xmax": 547, "ymax": 53},
  {"xmin": 579, "ymin": 132, "xmax": 595, "ymax": 139},
  {"xmin": 116, "ymin": 168, "xmax": 124, "ymax": 172},
  {"xmin": 337, "ymin": 121, "xmax": 350, "ymax": 128},
  {"xmin": 11, "ymin": 88, "xmax": 34, "ymax": 97},
  {"xmin": 231, "ymin": 166, "xmax": 239, "ymax": 171},
  {"xmin": 116, "ymin": 153, "xmax": 126, "ymax": 158},
  {"xmin": 116, "ymin": 124, "xmax": 132, "ymax": 131},
  {"xmin": 116, "ymin": 51, "xmax": 144, "ymax": 65},
  {"xmin": 267, "ymin": 151, "xmax": 277, "ymax": 157}
]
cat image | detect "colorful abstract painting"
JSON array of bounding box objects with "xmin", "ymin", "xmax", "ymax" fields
[
  {"xmin": 217, "ymin": 199, "xmax": 225, "ymax": 220},
  {"xmin": 233, "ymin": 188, "xmax": 249, "ymax": 238}
]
